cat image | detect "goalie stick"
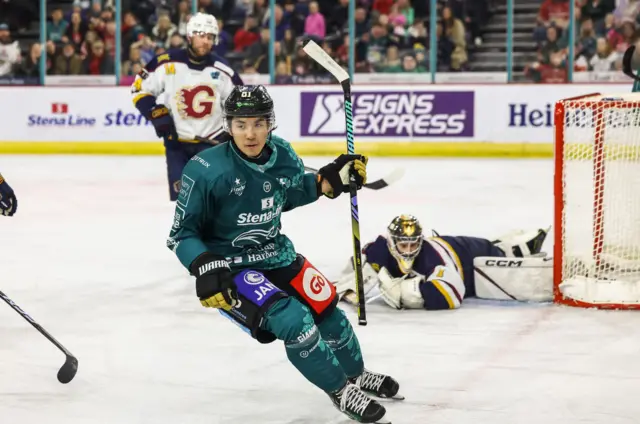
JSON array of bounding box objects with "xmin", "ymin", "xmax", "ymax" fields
[
  {"xmin": 193, "ymin": 137, "xmax": 404, "ymax": 191},
  {"xmin": 0, "ymin": 290, "xmax": 78, "ymax": 383},
  {"xmin": 302, "ymin": 39, "xmax": 367, "ymax": 325}
]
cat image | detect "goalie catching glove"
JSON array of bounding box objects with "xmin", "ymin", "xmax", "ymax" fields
[
  {"xmin": 317, "ymin": 154, "xmax": 368, "ymax": 199},
  {"xmin": 190, "ymin": 253, "xmax": 238, "ymax": 310}
]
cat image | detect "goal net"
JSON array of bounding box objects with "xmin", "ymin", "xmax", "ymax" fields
[{"xmin": 555, "ymin": 93, "xmax": 640, "ymax": 308}]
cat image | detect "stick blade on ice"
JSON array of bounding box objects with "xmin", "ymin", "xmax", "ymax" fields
[
  {"xmin": 302, "ymin": 40, "xmax": 349, "ymax": 83},
  {"xmin": 57, "ymin": 355, "xmax": 78, "ymax": 384}
]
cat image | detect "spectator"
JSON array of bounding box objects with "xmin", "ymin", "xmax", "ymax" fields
[
  {"xmin": 246, "ymin": 27, "xmax": 270, "ymax": 72},
  {"xmin": 264, "ymin": 4, "xmax": 290, "ymax": 41},
  {"xmin": 15, "ymin": 42, "xmax": 41, "ymax": 78},
  {"xmin": 103, "ymin": 20, "xmax": 117, "ymax": 58},
  {"xmin": 131, "ymin": 36, "xmax": 157, "ymax": 64},
  {"xmin": 173, "ymin": 1, "xmax": 191, "ymax": 36},
  {"xmin": 581, "ymin": 0, "xmax": 615, "ymax": 24},
  {"xmin": 253, "ymin": 0, "xmax": 268, "ymax": 24},
  {"xmin": 388, "ymin": 6, "xmax": 408, "ymax": 39},
  {"xmin": 216, "ymin": 19, "xmax": 232, "ymax": 57},
  {"xmin": 122, "ymin": 12, "xmax": 146, "ymax": 55},
  {"xmin": 47, "ymin": 8, "xmax": 69, "ymax": 43},
  {"xmin": 373, "ymin": 0, "xmax": 394, "ymax": 16},
  {"xmin": 234, "ymin": 16, "xmax": 259, "ymax": 52},
  {"xmin": 328, "ymin": 0, "xmax": 349, "ymax": 34},
  {"xmin": 609, "ymin": 19, "xmax": 638, "ymax": 54},
  {"xmin": 0, "ymin": 23, "xmax": 20, "ymax": 78},
  {"xmin": 573, "ymin": 18, "xmax": 598, "ymax": 60},
  {"xmin": 292, "ymin": 45, "xmax": 313, "ymax": 75},
  {"xmin": 45, "ymin": 40, "xmax": 58, "ymax": 74},
  {"xmin": 442, "ymin": 6, "xmax": 467, "ymax": 70},
  {"xmin": 275, "ymin": 60, "xmax": 292, "ymax": 83},
  {"xmin": 540, "ymin": 26, "xmax": 564, "ymax": 64},
  {"xmin": 122, "ymin": 46, "xmax": 144, "ymax": 75},
  {"xmin": 354, "ymin": 7, "xmax": 370, "ymax": 37},
  {"xmin": 396, "ymin": 0, "xmax": 414, "ymax": 27},
  {"xmin": 378, "ymin": 45, "xmax": 403, "ymax": 72},
  {"xmin": 63, "ymin": 12, "xmax": 88, "ymax": 51},
  {"xmin": 152, "ymin": 14, "xmax": 178, "ymax": 49},
  {"xmin": 53, "ymin": 42, "xmax": 83, "ymax": 75},
  {"xmin": 535, "ymin": 0, "xmax": 570, "ymax": 43},
  {"xmin": 282, "ymin": 28, "xmax": 296, "ymax": 55},
  {"xmin": 83, "ymin": 39, "xmax": 114, "ymax": 75},
  {"xmin": 366, "ymin": 22, "xmax": 391, "ymax": 69},
  {"xmin": 436, "ymin": 21, "xmax": 454, "ymax": 70},
  {"xmin": 168, "ymin": 33, "xmax": 186, "ymax": 49},
  {"xmin": 401, "ymin": 53, "xmax": 426, "ymax": 72},
  {"xmin": 613, "ymin": 0, "xmax": 640, "ymax": 23},
  {"xmin": 589, "ymin": 37, "xmax": 618, "ymax": 70},
  {"xmin": 408, "ymin": 20, "xmax": 427, "ymax": 46},
  {"xmin": 601, "ymin": 12, "xmax": 617, "ymax": 37},
  {"xmin": 283, "ymin": 0, "xmax": 306, "ymax": 36},
  {"xmin": 304, "ymin": 1, "xmax": 326, "ymax": 39}
]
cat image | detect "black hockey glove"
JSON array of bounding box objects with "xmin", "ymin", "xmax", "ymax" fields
[
  {"xmin": 190, "ymin": 253, "xmax": 238, "ymax": 311},
  {"xmin": 0, "ymin": 173, "xmax": 17, "ymax": 216},
  {"xmin": 317, "ymin": 154, "xmax": 368, "ymax": 199},
  {"xmin": 149, "ymin": 105, "xmax": 179, "ymax": 146}
]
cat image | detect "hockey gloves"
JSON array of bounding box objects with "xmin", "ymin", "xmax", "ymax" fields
[
  {"xmin": 190, "ymin": 253, "xmax": 238, "ymax": 311},
  {"xmin": 0, "ymin": 174, "xmax": 17, "ymax": 216},
  {"xmin": 317, "ymin": 154, "xmax": 368, "ymax": 199},
  {"xmin": 149, "ymin": 105, "xmax": 179, "ymax": 146}
]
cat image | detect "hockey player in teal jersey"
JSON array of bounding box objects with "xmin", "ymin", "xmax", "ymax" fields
[{"xmin": 168, "ymin": 85, "xmax": 401, "ymax": 424}]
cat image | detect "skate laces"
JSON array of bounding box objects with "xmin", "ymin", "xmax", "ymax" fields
[
  {"xmin": 340, "ymin": 384, "xmax": 371, "ymax": 415},
  {"xmin": 357, "ymin": 369, "xmax": 386, "ymax": 392}
]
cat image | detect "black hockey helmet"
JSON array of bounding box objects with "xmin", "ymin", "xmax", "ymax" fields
[
  {"xmin": 223, "ymin": 85, "xmax": 276, "ymax": 132},
  {"xmin": 386, "ymin": 214, "xmax": 424, "ymax": 271}
]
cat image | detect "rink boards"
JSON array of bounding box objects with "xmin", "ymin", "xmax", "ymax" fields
[{"xmin": 0, "ymin": 83, "xmax": 632, "ymax": 156}]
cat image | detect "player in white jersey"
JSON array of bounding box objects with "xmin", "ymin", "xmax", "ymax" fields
[
  {"xmin": 334, "ymin": 215, "xmax": 553, "ymax": 310},
  {"xmin": 131, "ymin": 13, "xmax": 243, "ymax": 200}
]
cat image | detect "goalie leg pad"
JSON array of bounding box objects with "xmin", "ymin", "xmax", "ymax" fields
[
  {"xmin": 473, "ymin": 256, "xmax": 553, "ymax": 302},
  {"xmin": 492, "ymin": 227, "xmax": 550, "ymax": 257}
]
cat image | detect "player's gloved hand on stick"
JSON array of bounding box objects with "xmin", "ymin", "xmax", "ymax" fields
[
  {"xmin": 0, "ymin": 174, "xmax": 17, "ymax": 216},
  {"xmin": 149, "ymin": 105, "xmax": 179, "ymax": 145},
  {"xmin": 317, "ymin": 154, "xmax": 368, "ymax": 199},
  {"xmin": 190, "ymin": 253, "xmax": 238, "ymax": 310}
]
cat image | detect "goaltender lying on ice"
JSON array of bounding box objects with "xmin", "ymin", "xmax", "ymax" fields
[{"xmin": 333, "ymin": 215, "xmax": 552, "ymax": 310}]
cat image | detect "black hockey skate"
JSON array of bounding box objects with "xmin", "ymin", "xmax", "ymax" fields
[
  {"xmin": 351, "ymin": 369, "xmax": 404, "ymax": 400},
  {"xmin": 329, "ymin": 382, "xmax": 390, "ymax": 424}
]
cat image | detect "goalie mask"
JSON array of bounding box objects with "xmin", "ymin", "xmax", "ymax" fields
[{"xmin": 387, "ymin": 214, "xmax": 423, "ymax": 274}]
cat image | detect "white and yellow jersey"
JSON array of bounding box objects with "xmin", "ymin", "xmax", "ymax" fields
[{"xmin": 131, "ymin": 48, "xmax": 242, "ymax": 142}]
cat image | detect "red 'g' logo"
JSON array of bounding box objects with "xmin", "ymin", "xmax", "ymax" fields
[{"xmin": 177, "ymin": 85, "xmax": 216, "ymax": 119}]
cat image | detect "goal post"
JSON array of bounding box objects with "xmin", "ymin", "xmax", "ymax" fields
[{"xmin": 555, "ymin": 92, "xmax": 640, "ymax": 308}]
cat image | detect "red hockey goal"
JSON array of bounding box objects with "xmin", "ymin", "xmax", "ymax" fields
[{"xmin": 555, "ymin": 93, "xmax": 640, "ymax": 308}]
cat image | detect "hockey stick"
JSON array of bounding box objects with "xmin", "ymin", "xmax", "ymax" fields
[
  {"xmin": 622, "ymin": 45, "xmax": 640, "ymax": 82},
  {"xmin": 303, "ymin": 165, "xmax": 405, "ymax": 190},
  {"xmin": 303, "ymin": 39, "xmax": 367, "ymax": 325},
  {"xmin": 0, "ymin": 290, "xmax": 78, "ymax": 383}
]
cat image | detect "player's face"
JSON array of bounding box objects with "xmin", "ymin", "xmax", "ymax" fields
[
  {"xmin": 231, "ymin": 117, "xmax": 270, "ymax": 158},
  {"xmin": 396, "ymin": 241, "xmax": 420, "ymax": 256},
  {"xmin": 190, "ymin": 32, "xmax": 215, "ymax": 56}
]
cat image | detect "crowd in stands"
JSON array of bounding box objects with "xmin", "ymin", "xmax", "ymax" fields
[
  {"xmin": 0, "ymin": 0, "xmax": 492, "ymax": 81},
  {"xmin": 527, "ymin": 0, "xmax": 640, "ymax": 83}
]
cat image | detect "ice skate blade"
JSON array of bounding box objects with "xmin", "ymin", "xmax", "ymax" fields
[{"xmin": 367, "ymin": 393, "xmax": 405, "ymax": 402}]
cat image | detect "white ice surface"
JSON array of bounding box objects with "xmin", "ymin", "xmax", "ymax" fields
[{"xmin": 1, "ymin": 156, "xmax": 640, "ymax": 424}]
